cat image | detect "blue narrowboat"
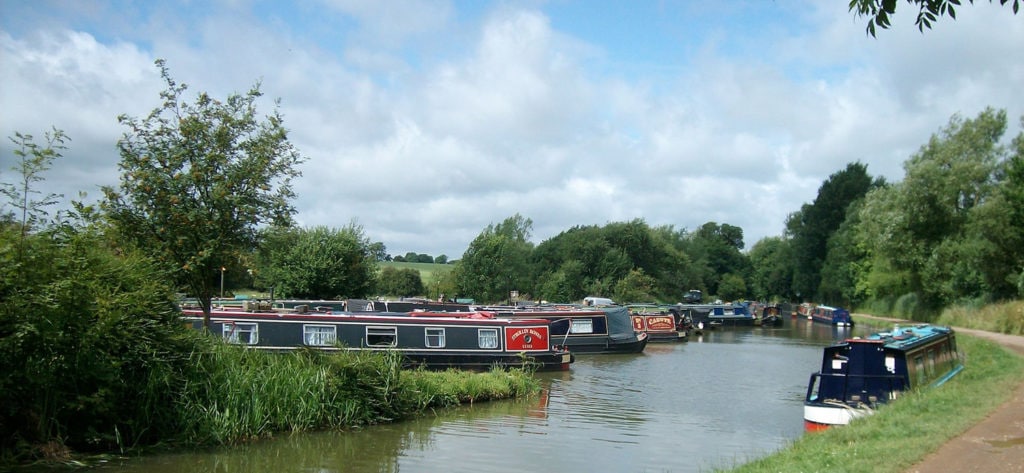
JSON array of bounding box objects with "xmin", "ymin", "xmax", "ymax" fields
[
  {"xmin": 182, "ymin": 306, "xmax": 574, "ymax": 371},
  {"xmin": 808, "ymin": 304, "xmax": 854, "ymax": 327},
  {"xmin": 803, "ymin": 324, "xmax": 964, "ymax": 431}
]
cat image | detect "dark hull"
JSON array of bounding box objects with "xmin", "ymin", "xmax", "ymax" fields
[
  {"xmin": 401, "ymin": 351, "xmax": 573, "ymax": 371},
  {"xmin": 707, "ymin": 317, "xmax": 757, "ymax": 328},
  {"xmin": 759, "ymin": 315, "xmax": 783, "ymax": 327},
  {"xmin": 548, "ymin": 333, "xmax": 650, "ymax": 354},
  {"xmin": 182, "ymin": 308, "xmax": 573, "ymax": 371}
]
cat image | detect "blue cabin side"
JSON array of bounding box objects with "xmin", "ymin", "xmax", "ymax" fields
[{"xmin": 807, "ymin": 325, "xmax": 962, "ymax": 408}]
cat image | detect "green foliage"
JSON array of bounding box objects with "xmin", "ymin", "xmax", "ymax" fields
[
  {"xmin": 788, "ymin": 162, "xmax": 878, "ymax": 301},
  {"xmin": 716, "ymin": 273, "xmax": 748, "ymax": 302},
  {"xmin": 849, "ymin": 0, "xmax": 1021, "ymax": 37},
  {"xmin": 454, "ymin": 214, "xmax": 535, "ymax": 303},
  {"xmin": 855, "ymin": 109, "xmax": 1011, "ymax": 311},
  {"xmin": 747, "ymin": 236, "xmax": 795, "ymax": 301},
  {"xmin": 1, "ymin": 128, "xmax": 68, "ymax": 237},
  {"xmin": 687, "ymin": 222, "xmax": 750, "ymax": 296},
  {"xmin": 613, "ymin": 268, "xmax": 657, "ymax": 303},
  {"xmin": 376, "ymin": 266, "xmax": 425, "ymax": 297},
  {"xmin": 102, "ymin": 60, "xmax": 304, "ymax": 325},
  {"xmin": 0, "ymin": 223, "xmax": 191, "ymax": 455},
  {"xmin": 254, "ymin": 225, "xmax": 376, "ymax": 299},
  {"xmin": 936, "ymin": 300, "xmax": 1024, "ymax": 335},
  {"xmin": 170, "ymin": 343, "xmax": 539, "ymax": 446}
]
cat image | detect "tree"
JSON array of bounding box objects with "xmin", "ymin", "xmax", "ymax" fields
[
  {"xmin": 747, "ymin": 236, "xmax": 796, "ymax": 301},
  {"xmin": 435, "ymin": 254, "xmax": 448, "ymax": 264},
  {"xmin": 850, "ymin": 0, "xmax": 1021, "ymax": 37},
  {"xmin": 614, "ymin": 268, "xmax": 657, "ymax": 303},
  {"xmin": 688, "ymin": 222, "xmax": 750, "ymax": 296},
  {"xmin": 1, "ymin": 128, "xmax": 68, "ymax": 238},
  {"xmin": 254, "ymin": 225, "xmax": 376, "ymax": 299},
  {"xmin": 717, "ymin": 273, "xmax": 748, "ymax": 302},
  {"xmin": 857, "ymin": 109, "xmax": 1009, "ymax": 310},
  {"xmin": 455, "ymin": 214, "xmax": 534, "ymax": 303},
  {"xmin": 103, "ymin": 60, "xmax": 305, "ymax": 328},
  {"xmin": 368, "ymin": 241, "xmax": 389, "ymax": 262},
  {"xmin": 788, "ymin": 162, "xmax": 878, "ymax": 301},
  {"xmin": 377, "ymin": 266, "xmax": 425, "ymax": 297}
]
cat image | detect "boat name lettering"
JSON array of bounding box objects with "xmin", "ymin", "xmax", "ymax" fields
[{"xmin": 510, "ymin": 328, "xmax": 546, "ymax": 342}]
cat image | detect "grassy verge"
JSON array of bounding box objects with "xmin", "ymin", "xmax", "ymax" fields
[
  {"xmin": 723, "ymin": 334, "xmax": 1024, "ymax": 473},
  {"xmin": 935, "ymin": 300, "xmax": 1024, "ymax": 336}
]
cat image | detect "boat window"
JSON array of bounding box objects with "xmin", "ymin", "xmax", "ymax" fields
[
  {"xmin": 478, "ymin": 329, "xmax": 499, "ymax": 349},
  {"xmin": 425, "ymin": 327, "xmax": 446, "ymax": 348},
  {"xmin": 366, "ymin": 326, "xmax": 398, "ymax": 347},
  {"xmin": 303, "ymin": 325, "xmax": 337, "ymax": 346},
  {"xmin": 570, "ymin": 319, "xmax": 594, "ymax": 334},
  {"xmin": 223, "ymin": 322, "xmax": 258, "ymax": 345}
]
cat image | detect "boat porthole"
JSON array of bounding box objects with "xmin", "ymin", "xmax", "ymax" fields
[{"xmin": 525, "ymin": 334, "xmax": 533, "ymax": 343}]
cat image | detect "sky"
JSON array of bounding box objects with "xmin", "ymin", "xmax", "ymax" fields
[{"xmin": 2, "ymin": 1, "xmax": 1022, "ymax": 260}]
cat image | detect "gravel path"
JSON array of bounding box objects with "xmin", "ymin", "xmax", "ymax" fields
[{"xmin": 854, "ymin": 314, "xmax": 1024, "ymax": 473}]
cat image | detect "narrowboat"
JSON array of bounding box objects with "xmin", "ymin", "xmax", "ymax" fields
[
  {"xmin": 181, "ymin": 306, "xmax": 574, "ymax": 371},
  {"xmin": 421, "ymin": 306, "xmax": 649, "ymax": 354},
  {"xmin": 808, "ymin": 304, "xmax": 854, "ymax": 327},
  {"xmin": 803, "ymin": 324, "xmax": 964, "ymax": 431},
  {"xmin": 711, "ymin": 302, "xmax": 757, "ymax": 327},
  {"xmin": 627, "ymin": 304, "xmax": 690, "ymax": 342},
  {"xmin": 793, "ymin": 302, "xmax": 814, "ymax": 319},
  {"xmin": 758, "ymin": 303, "xmax": 783, "ymax": 327}
]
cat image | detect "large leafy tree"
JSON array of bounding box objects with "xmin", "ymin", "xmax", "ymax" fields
[
  {"xmin": 454, "ymin": 214, "xmax": 535, "ymax": 303},
  {"xmin": 376, "ymin": 266, "xmax": 426, "ymax": 298},
  {"xmin": 747, "ymin": 236, "xmax": 796, "ymax": 301},
  {"xmin": 787, "ymin": 162, "xmax": 878, "ymax": 301},
  {"xmin": 850, "ymin": 0, "xmax": 1020, "ymax": 36},
  {"xmin": 857, "ymin": 108, "xmax": 1010, "ymax": 310},
  {"xmin": 254, "ymin": 225, "xmax": 376, "ymax": 299},
  {"xmin": 687, "ymin": 222, "xmax": 749, "ymax": 297},
  {"xmin": 103, "ymin": 60, "xmax": 304, "ymax": 327}
]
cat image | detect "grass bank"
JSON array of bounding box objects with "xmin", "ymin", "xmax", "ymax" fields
[
  {"xmin": 379, "ymin": 261, "xmax": 453, "ymax": 288},
  {"xmin": 724, "ymin": 334, "xmax": 1024, "ymax": 473},
  {"xmin": 935, "ymin": 300, "xmax": 1024, "ymax": 336}
]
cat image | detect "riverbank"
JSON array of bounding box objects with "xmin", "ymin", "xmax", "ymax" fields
[
  {"xmin": 2, "ymin": 340, "xmax": 540, "ymax": 468},
  {"xmin": 723, "ymin": 312, "xmax": 1024, "ymax": 473}
]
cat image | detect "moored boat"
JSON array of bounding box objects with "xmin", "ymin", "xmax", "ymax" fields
[
  {"xmin": 758, "ymin": 303, "xmax": 783, "ymax": 327},
  {"xmin": 181, "ymin": 305, "xmax": 574, "ymax": 371},
  {"xmin": 803, "ymin": 323, "xmax": 964, "ymax": 431},
  {"xmin": 627, "ymin": 304, "xmax": 690, "ymax": 342},
  {"xmin": 808, "ymin": 304, "xmax": 854, "ymax": 327},
  {"xmin": 423, "ymin": 305, "xmax": 649, "ymax": 354}
]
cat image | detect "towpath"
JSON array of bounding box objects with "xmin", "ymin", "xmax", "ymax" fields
[{"xmin": 854, "ymin": 314, "xmax": 1024, "ymax": 472}]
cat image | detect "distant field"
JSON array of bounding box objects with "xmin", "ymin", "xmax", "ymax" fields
[{"xmin": 379, "ymin": 261, "xmax": 454, "ymax": 286}]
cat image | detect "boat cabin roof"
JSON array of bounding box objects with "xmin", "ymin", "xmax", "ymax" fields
[{"xmin": 847, "ymin": 324, "xmax": 954, "ymax": 351}]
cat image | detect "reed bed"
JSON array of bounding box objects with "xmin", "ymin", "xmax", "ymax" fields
[{"xmin": 171, "ymin": 340, "xmax": 539, "ymax": 446}]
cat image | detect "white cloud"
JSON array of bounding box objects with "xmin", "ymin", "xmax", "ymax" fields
[{"xmin": 2, "ymin": 1, "xmax": 1022, "ymax": 259}]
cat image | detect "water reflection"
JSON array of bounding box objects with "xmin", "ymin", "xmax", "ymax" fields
[{"xmin": 72, "ymin": 316, "xmax": 882, "ymax": 473}]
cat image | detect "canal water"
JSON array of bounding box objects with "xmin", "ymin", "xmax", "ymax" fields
[{"xmin": 79, "ymin": 316, "xmax": 882, "ymax": 473}]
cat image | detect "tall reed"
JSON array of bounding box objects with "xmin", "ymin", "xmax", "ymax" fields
[{"xmin": 168, "ymin": 339, "xmax": 539, "ymax": 445}]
